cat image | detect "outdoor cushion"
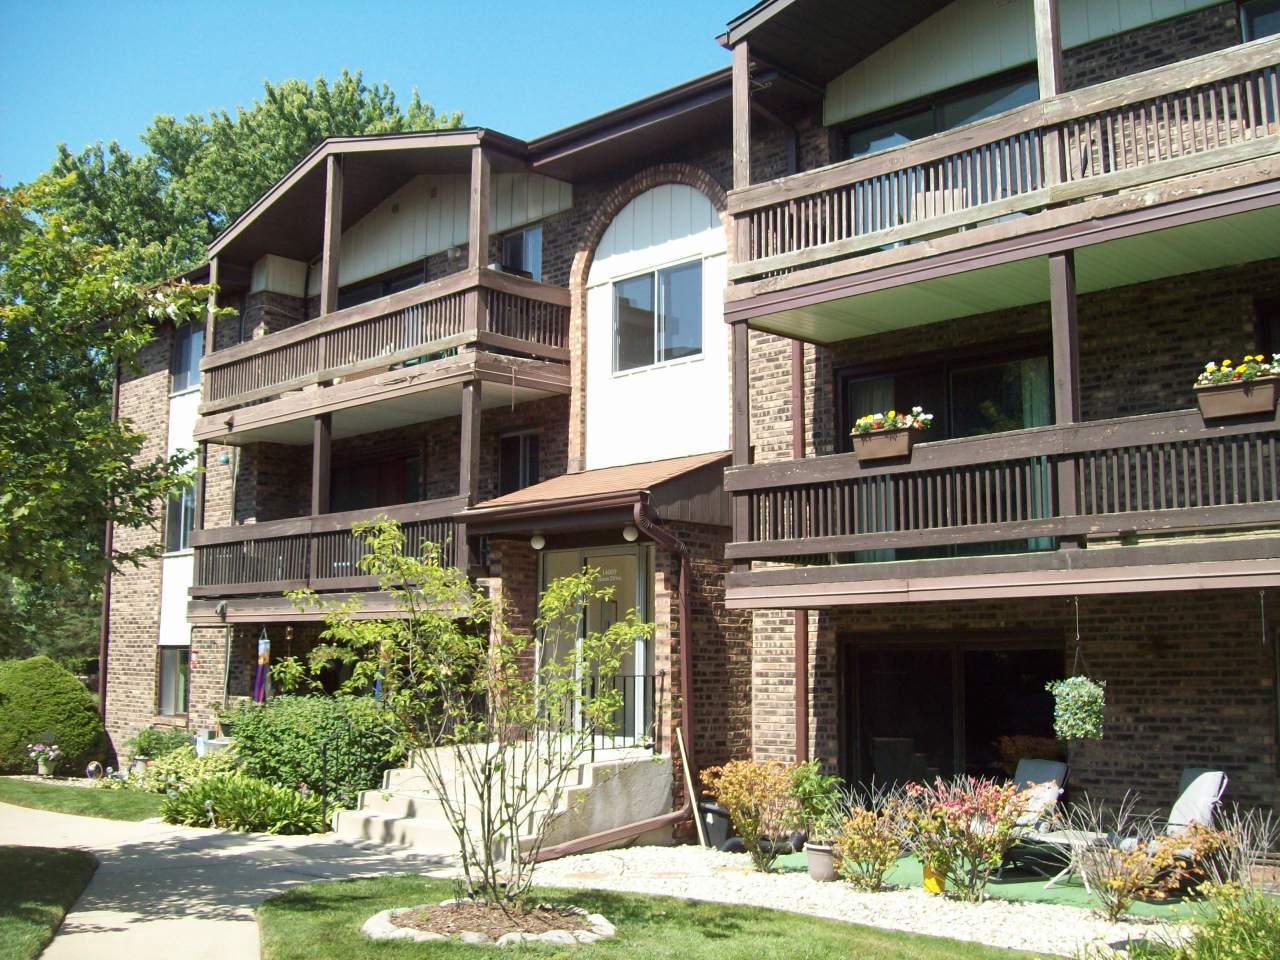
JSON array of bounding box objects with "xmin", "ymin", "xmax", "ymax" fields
[
  {"xmin": 1167, "ymin": 768, "xmax": 1228, "ymax": 834},
  {"xmin": 1012, "ymin": 758, "xmax": 1067, "ymax": 827}
]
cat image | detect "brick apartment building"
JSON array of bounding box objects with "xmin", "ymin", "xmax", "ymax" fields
[{"xmin": 104, "ymin": 0, "xmax": 1280, "ymax": 837}]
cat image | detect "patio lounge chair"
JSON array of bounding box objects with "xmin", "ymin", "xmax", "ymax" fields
[
  {"xmin": 998, "ymin": 758, "xmax": 1068, "ymax": 878},
  {"xmin": 1115, "ymin": 768, "xmax": 1229, "ymax": 853}
]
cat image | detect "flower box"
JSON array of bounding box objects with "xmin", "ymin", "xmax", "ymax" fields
[
  {"xmin": 853, "ymin": 427, "xmax": 915, "ymax": 461},
  {"xmin": 1194, "ymin": 376, "xmax": 1278, "ymax": 420}
]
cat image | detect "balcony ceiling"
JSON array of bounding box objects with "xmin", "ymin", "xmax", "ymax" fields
[
  {"xmin": 747, "ymin": 203, "xmax": 1280, "ymax": 344},
  {"xmin": 210, "ymin": 130, "xmax": 529, "ymax": 266},
  {"xmin": 721, "ymin": 0, "xmax": 951, "ymax": 86}
]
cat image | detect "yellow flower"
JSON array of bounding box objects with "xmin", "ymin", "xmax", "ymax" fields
[
  {"xmin": 1223, "ymin": 359, "xmax": 1232, "ymax": 366},
  {"xmin": 887, "ymin": 410, "xmax": 896, "ymax": 419}
]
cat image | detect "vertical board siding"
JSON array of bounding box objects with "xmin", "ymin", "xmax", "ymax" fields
[
  {"xmin": 824, "ymin": 0, "xmax": 1223, "ymax": 127},
  {"xmin": 333, "ymin": 172, "xmax": 572, "ymax": 291}
]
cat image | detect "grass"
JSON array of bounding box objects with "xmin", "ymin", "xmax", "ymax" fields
[
  {"xmin": 774, "ymin": 851, "xmax": 1195, "ymax": 919},
  {"xmin": 258, "ymin": 874, "xmax": 1047, "ymax": 959},
  {"xmin": 0, "ymin": 776, "xmax": 162, "ymax": 821},
  {"xmin": 0, "ymin": 846, "xmax": 96, "ymax": 960}
]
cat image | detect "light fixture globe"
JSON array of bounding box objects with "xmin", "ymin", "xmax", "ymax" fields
[
  {"xmin": 622, "ymin": 524, "xmax": 639, "ymax": 542},
  {"xmin": 530, "ymin": 534, "xmax": 546, "ymax": 551}
]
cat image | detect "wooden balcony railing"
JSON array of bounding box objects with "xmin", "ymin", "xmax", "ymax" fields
[
  {"xmin": 724, "ymin": 408, "xmax": 1280, "ymax": 563},
  {"xmin": 190, "ymin": 496, "xmax": 467, "ymax": 596},
  {"xmin": 728, "ymin": 36, "xmax": 1280, "ymax": 282},
  {"xmin": 201, "ymin": 268, "xmax": 570, "ymax": 414}
]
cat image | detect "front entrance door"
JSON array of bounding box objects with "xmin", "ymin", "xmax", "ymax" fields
[
  {"xmin": 845, "ymin": 638, "xmax": 1062, "ymax": 785},
  {"xmin": 538, "ymin": 545, "xmax": 654, "ymax": 743}
]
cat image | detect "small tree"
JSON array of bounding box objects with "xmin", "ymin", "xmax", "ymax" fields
[{"xmin": 287, "ymin": 519, "xmax": 649, "ymax": 908}]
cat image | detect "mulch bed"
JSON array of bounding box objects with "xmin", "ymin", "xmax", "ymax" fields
[{"xmin": 392, "ymin": 901, "xmax": 590, "ymax": 939}]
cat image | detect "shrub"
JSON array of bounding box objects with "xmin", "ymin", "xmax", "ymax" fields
[
  {"xmin": 160, "ymin": 772, "xmax": 326, "ymax": 834},
  {"xmin": 790, "ymin": 761, "xmax": 842, "ymax": 841},
  {"xmin": 903, "ymin": 776, "xmax": 1031, "ymax": 902},
  {"xmin": 0, "ymin": 656, "xmax": 106, "ymax": 772},
  {"xmin": 1129, "ymin": 884, "xmax": 1280, "ymax": 960},
  {"xmin": 834, "ymin": 784, "xmax": 910, "ymax": 891},
  {"xmin": 1046, "ymin": 676, "xmax": 1105, "ymax": 740},
  {"xmin": 127, "ymin": 726, "xmax": 192, "ymax": 759},
  {"xmin": 221, "ymin": 696, "xmax": 400, "ymax": 809},
  {"xmin": 701, "ymin": 759, "xmax": 801, "ymax": 872},
  {"xmin": 139, "ymin": 744, "xmax": 239, "ymax": 793}
]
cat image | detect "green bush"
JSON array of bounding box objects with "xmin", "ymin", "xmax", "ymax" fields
[
  {"xmin": 127, "ymin": 727, "xmax": 191, "ymax": 760},
  {"xmin": 1129, "ymin": 886, "xmax": 1280, "ymax": 960},
  {"xmin": 159, "ymin": 772, "xmax": 326, "ymax": 834},
  {"xmin": 222, "ymin": 696, "xmax": 400, "ymax": 809},
  {"xmin": 139, "ymin": 745, "xmax": 239, "ymax": 793},
  {"xmin": 0, "ymin": 656, "xmax": 106, "ymax": 773}
]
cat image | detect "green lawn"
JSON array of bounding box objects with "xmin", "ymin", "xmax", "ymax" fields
[
  {"xmin": 0, "ymin": 777, "xmax": 162, "ymax": 821},
  {"xmin": 0, "ymin": 846, "xmax": 96, "ymax": 960},
  {"xmin": 259, "ymin": 874, "xmax": 1047, "ymax": 959}
]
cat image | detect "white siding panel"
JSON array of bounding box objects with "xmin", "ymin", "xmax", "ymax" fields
[
  {"xmin": 334, "ymin": 172, "xmax": 571, "ymax": 288},
  {"xmin": 159, "ymin": 554, "xmax": 193, "ymax": 646},
  {"xmin": 824, "ymin": 0, "xmax": 1222, "ymax": 127},
  {"xmin": 585, "ymin": 185, "xmax": 729, "ymax": 470}
]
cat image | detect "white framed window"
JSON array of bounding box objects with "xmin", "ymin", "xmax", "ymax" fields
[
  {"xmin": 612, "ymin": 259, "xmax": 702, "ymax": 373},
  {"xmin": 501, "ymin": 225, "xmax": 543, "ymax": 282},
  {"xmin": 158, "ymin": 647, "xmax": 190, "ymax": 715},
  {"xmin": 170, "ymin": 323, "xmax": 203, "ymax": 394},
  {"xmin": 164, "ymin": 486, "xmax": 196, "ymax": 553}
]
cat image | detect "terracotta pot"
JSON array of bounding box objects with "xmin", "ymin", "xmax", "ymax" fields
[
  {"xmin": 1194, "ymin": 377, "xmax": 1278, "ymax": 420},
  {"xmin": 804, "ymin": 842, "xmax": 838, "ymax": 882},
  {"xmin": 922, "ymin": 863, "xmax": 946, "ymax": 895},
  {"xmin": 853, "ymin": 427, "xmax": 915, "ymax": 462}
]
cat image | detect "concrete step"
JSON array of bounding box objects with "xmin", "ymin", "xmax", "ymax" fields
[{"xmin": 333, "ymin": 808, "xmax": 462, "ymax": 852}]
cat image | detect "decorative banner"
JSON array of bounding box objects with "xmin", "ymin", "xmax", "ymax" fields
[{"xmin": 253, "ymin": 627, "xmax": 271, "ymax": 703}]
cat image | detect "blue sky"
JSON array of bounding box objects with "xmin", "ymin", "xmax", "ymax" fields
[{"xmin": 0, "ymin": 1, "xmax": 741, "ymax": 188}]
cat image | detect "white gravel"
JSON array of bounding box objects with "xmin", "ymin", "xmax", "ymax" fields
[{"xmin": 535, "ymin": 845, "xmax": 1184, "ymax": 957}]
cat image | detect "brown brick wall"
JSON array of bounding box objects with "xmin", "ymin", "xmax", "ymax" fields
[
  {"xmin": 104, "ymin": 333, "xmax": 171, "ymax": 754},
  {"xmin": 751, "ymin": 589, "xmax": 1279, "ymax": 810}
]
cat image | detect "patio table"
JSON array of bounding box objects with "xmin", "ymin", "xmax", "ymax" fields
[{"xmin": 1022, "ymin": 829, "xmax": 1109, "ymax": 890}]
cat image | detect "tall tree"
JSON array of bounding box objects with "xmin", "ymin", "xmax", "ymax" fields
[{"xmin": 40, "ymin": 71, "xmax": 462, "ymax": 281}]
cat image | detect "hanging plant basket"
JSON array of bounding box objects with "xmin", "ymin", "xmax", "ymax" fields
[{"xmin": 1046, "ymin": 676, "xmax": 1106, "ymax": 741}]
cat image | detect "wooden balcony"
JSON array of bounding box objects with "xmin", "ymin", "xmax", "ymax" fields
[
  {"xmin": 724, "ymin": 408, "xmax": 1280, "ymax": 605},
  {"xmin": 727, "ymin": 37, "xmax": 1280, "ymax": 294},
  {"xmin": 200, "ymin": 267, "xmax": 570, "ymax": 416},
  {"xmin": 190, "ymin": 496, "xmax": 467, "ymax": 598}
]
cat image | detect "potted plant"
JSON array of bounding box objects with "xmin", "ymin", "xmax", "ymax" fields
[
  {"xmin": 1046, "ymin": 676, "xmax": 1105, "ymax": 741},
  {"xmin": 791, "ymin": 760, "xmax": 843, "ymax": 882},
  {"xmin": 1193, "ymin": 354, "xmax": 1279, "ymax": 419},
  {"xmin": 850, "ymin": 407, "xmax": 934, "ymax": 462},
  {"xmin": 28, "ymin": 742, "xmax": 62, "ymax": 778}
]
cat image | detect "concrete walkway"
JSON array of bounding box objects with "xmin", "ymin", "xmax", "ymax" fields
[{"xmin": 0, "ymin": 800, "xmax": 456, "ymax": 959}]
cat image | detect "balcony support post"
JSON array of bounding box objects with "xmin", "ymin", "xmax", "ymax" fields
[
  {"xmin": 732, "ymin": 41, "xmax": 751, "ymax": 191},
  {"xmin": 791, "ymin": 341, "xmax": 805, "ymax": 459},
  {"xmin": 204, "ymin": 255, "xmax": 219, "ymax": 355},
  {"xmin": 732, "ymin": 320, "xmax": 751, "ymax": 572},
  {"xmin": 457, "ymin": 379, "xmax": 482, "ymax": 570},
  {"xmin": 320, "ymin": 155, "xmax": 343, "ymax": 317},
  {"xmin": 794, "ymin": 610, "xmax": 809, "ymax": 763},
  {"xmin": 1050, "ymin": 251, "xmax": 1081, "ymax": 531},
  {"xmin": 1034, "ymin": 0, "xmax": 1066, "ymax": 184},
  {"xmin": 468, "ymin": 145, "xmax": 491, "ymax": 272},
  {"xmin": 194, "ymin": 441, "xmax": 208, "ymax": 534},
  {"xmin": 311, "ymin": 413, "xmax": 332, "ymax": 517}
]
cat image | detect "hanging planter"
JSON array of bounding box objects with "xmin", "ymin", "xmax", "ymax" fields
[{"xmin": 1045, "ymin": 676, "xmax": 1106, "ymax": 741}]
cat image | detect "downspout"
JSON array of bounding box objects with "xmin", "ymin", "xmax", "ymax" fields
[
  {"xmin": 532, "ymin": 499, "xmax": 698, "ymax": 860},
  {"xmin": 96, "ymin": 362, "xmax": 122, "ymax": 719}
]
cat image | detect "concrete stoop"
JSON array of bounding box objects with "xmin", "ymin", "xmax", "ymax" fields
[{"xmin": 334, "ymin": 745, "xmax": 674, "ymax": 857}]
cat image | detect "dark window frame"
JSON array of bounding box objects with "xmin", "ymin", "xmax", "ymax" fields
[
  {"xmin": 498, "ymin": 430, "xmax": 541, "ymax": 496},
  {"xmin": 834, "ymin": 333, "xmax": 1052, "ymax": 449},
  {"xmin": 330, "ymin": 450, "xmax": 423, "ymax": 514},
  {"xmin": 157, "ymin": 646, "xmax": 191, "ymax": 717},
  {"xmin": 1242, "ymin": 0, "xmax": 1280, "ymax": 41},
  {"xmin": 164, "ymin": 486, "xmax": 196, "ymax": 553},
  {"xmin": 841, "ymin": 64, "xmax": 1040, "ymax": 160},
  {"xmin": 501, "ymin": 225, "xmax": 544, "ymax": 282},
  {"xmin": 1256, "ymin": 296, "xmax": 1280, "ymax": 355},
  {"xmin": 336, "ymin": 261, "xmax": 427, "ymax": 312}
]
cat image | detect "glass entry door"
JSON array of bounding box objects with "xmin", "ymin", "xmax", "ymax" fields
[{"xmin": 538, "ymin": 545, "xmax": 653, "ymax": 743}]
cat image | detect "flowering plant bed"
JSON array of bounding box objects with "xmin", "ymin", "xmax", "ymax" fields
[
  {"xmin": 1194, "ymin": 355, "xmax": 1279, "ymax": 419},
  {"xmin": 851, "ymin": 407, "xmax": 933, "ymax": 462},
  {"xmin": 362, "ymin": 899, "xmax": 615, "ymax": 946}
]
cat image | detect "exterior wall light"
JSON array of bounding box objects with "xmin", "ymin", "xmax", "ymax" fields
[
  {"xmin": 530, "ymin": 534, "xmax": 546, "ymax": 551},
  {"xmin": 622, "ymin": 524, "xmax": 639, "ymax": 542}
]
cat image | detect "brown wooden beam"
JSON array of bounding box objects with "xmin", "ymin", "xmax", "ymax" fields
[
  {"xmin": 460, "ymin": 379, "xmax": 482, "ymax": 503},
  {"xmin": 194, "ymin": 442, "xmax": 208, "ymax": 533},
  {"xmin": 732, "ymin": 41, "xmax": 752, "ymax": 191},
  {"xmin": 1049, "ymin": 250, "xmax": 1080, "ymax": 525},
  {"xmin": 795, "ymin": 609, "xmax": 809, "ymax": 763},
  {"xmin": 311, "ymin": 413, "xmax": 331, "ymax": 516},
  {"xmin": 1034, "ymin": 0, "xmax": 1065, "ymax": 98},
  {"xmin": 204, "ymin": 255, "xmax": 219, "ymax": 355},
  {"xmin": 791, "ymin": 340, "xmax": 805, "ymax": 460},
  {"xmin": 320, "ymin": 155, "xmax": 343, "ymax": 317},
  {"xmin": 468, "ymin": 146, "xmax": 491, "ymax": 271}
]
